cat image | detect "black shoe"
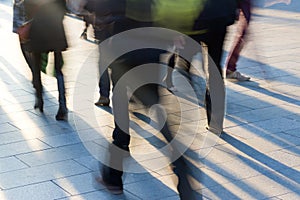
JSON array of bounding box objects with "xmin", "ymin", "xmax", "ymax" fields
[
  {"xmin": 95, "ymin": 96, "xmax": 110, "ymax": 106},
  {"xmin": 55, "ymin": 106, "xmax": 68, "ymax": 121},
  {"xmin": 34, "ymin": 97, "xmax": 43, "ymax": 113},
  {"xmin": 95, "ymin": 176, "xmax": 123, "ymax": 195}
]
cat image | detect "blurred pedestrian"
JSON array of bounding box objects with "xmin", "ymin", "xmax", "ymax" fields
[
  {"xmin": 25, "ymin": 0, "xmax": 68, "ymax": 120},
  {"xmin": 13, "ymin": 0, "xmax": 34, "ymax": 81},
  {"xmin": 159, "ymin": 0, "xmax": 238, "ymax": 133},
  {"xmin": 95, "ymin": 0, "xmax": 201, "ymax": 199},
  {"xmin": 84, "ymin": 0, "xmax": 113, "ymax": 107},
  {"xmin": 225, "ymin": 0, "xmax": 252, "ymax": 81}
]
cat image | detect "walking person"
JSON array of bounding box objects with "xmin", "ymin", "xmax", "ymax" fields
[
  {"xmin": 225, "ymin": 0, "xmax": 252, "ymax": 81},
  {"xmin": 95, "ymin": 0, "xmax": 201, "ymax": 199},
  {"xmin": 84, "ymin": 0, "xmax": 113, "ymax": 107},
  {"xmin": 13, "ymin": 0, "xmax": 34, "ymax": 82},
  {"xmin": 165, "ymin": 0, "xmax": 238, "ymax": 133},
  {"xmin": 25, "ymin": 0, "xmax": 68, "ymax": 120}
]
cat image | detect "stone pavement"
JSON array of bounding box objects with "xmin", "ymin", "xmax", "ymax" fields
[{"xmin": 0, "ymin": 1, "xmax": 300, "ymax": 200}]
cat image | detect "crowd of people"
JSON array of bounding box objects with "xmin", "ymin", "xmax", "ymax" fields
[{"xmin": 13, "ymin": 0, "xmax": 259, "ymax": 199}]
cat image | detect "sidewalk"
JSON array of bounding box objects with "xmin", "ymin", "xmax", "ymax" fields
[{"xmin": 0, "ymin": 2, "xmax": 300, "ymax": 200}]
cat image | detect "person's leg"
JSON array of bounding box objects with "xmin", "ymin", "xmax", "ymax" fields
[
  {"xmin": 165, "ymin": 52, "xmax": 176, "ymax": 91},
  {"xmin": 98, "ymin": 51, "xmax": 132, "ymax": 193},
  {"xmin": 203, "ymin": 24, "xmax": 227, "ymax": 131},
  {"xmin": 100, "ymin": 69, "xmax": 110, "ymax": 98},
  {"xmin": 32, "ymin": 52, "xmax": 43, "ymax": 112},
  {"xmin": 95, "ymin": 68, "xmax": 111, "ymax": 106},
  {"xmin": 20, "ymin": 41, "xmax": 34, "ymax": 75},
  {"xmin": 225, "ymin": 0, "xmax": 251, "ymax": 80},
  {"xmin": 54, "ymin": 51, "xmax": 68, "ymax": 120}
]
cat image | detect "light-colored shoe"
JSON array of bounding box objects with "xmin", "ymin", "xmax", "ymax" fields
[
  {"xmin": 95, "ymin": 96, "xmax": 110, "ymax": 106},
  {"xmin": 226, "ymin": 71, "xmax": 250, "ymax": 81}
]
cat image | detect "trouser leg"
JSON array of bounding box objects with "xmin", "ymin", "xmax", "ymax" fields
[
  {"xmin": 54, "ymin": 51, "xmax": 67, "ymax": 109},
  {"xmin": 32, "ymin": 52, "xmax": 42, "ymax": 98},
  {"xmin": 99, "ymin": 69, "xmax": 110, "ymax": 98}
]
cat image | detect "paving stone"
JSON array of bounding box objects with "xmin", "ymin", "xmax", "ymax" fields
[
  {"xmin": 201, "ymin": 170, "xmax": 296, "ymax": 200},
  {"xmin": 0, "ymin": 123, "xmax": 19, "ymax": 134},
  {"xmin": 283, "ymin": 127, "xmax": 300, "ymax": 137},
  {"xmin": 53, "ymin": 172, "xmax": 100, "ymax": 195},
  {"xmin": 244, "ymin": 132, "xmax": 300, "ymax": 153},
  {"xmin": 263, "ymin": 150, "xmax": 300, "ymax": 169},
  {"xmin": 206, "ymin": 151, "xmax": 273, "ymax": 180},
  {"xmin": 0, "ymin": 157, "xmax": 28, "ymax": 173},
  {"xmin": 125, "ymin": 177, "xmax": 178, "ymax": 200},
  {"xmin": 16, "ymin": 143, "xmax": 90, "ymax": 166},
  {"xmin": 0, "ymin": 181, "xmax": 70, "ymax": 200},
  {"xmin": 73, "ymin": 155, "xmax": 100, "ymax": 171},
  {"xmin": 0, "ymin": 160, "xmax": 90, "ymax": 189},
  {"xmin": 276, "ymin": 192, "xmax": 300, "ymax": 200},
  {"xmin": 225, "ymin": 117, "xmax": 300, "ymax": 139},
  {"xmin": 225, "ymin": 102, "xmax": 254, "ymax": 115},
  {"xmin": 56, "ymin": 190, "xmax": 141, "ymax": 200},
  {"xmin": 281, "ymin": 145, "xmax": 300, "ymax": 157},
  {"xmin": 202, "ymin": 143, "xmax": 246, "ymax": 165},
  {"xmin": 0, "ymin": 139, "xmax": 51, "ymax": 158},
  {"xmin": 229, "ymin": 106, "xmax": 297, "ymax": 124},
  {"xmin": 0, "ymin": 131, "xmax": 30, "ymax": 145},
  {"xmin": 38, "ymin": 133, "xmax": 82, "ymax": 148}
]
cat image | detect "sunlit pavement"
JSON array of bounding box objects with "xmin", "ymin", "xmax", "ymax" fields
[{"xmin": 0, "ymin": 1, "xmax": 300, "ymax": 200}]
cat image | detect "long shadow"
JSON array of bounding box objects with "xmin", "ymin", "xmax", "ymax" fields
[
  {"xmin": 0, "ymin": 54, "xmax": 178, "ymax": 199},
  {"xmin": 131, "ymin": 117, "xmax": 290, "ymax": 199},
  {"xmin": 221, "ymin": 132, "xmax": 300, "ymax": 186},
  {"xmin": 73, "ymin": 114, "xmax": 180, "ymax": 199},
  {"xmin": 234, "ymin": 81, "xmax": 300, "ymax": 106},
  {"xmin": 133, "ymin": 104, "xmax": 300, "ymax": 195}
]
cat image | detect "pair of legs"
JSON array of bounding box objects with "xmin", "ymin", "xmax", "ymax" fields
[
  {"xmin": 32, "ymin": 51, "xmax": 68, "ymax": 120},
  {"xmin": 175, "ymin": 23, "xmax": 227, "ymax": 132},
  {"xmin": 94, "ymin": 68, "xmax": 111, "ymax": 106},
  {"xmin": 225, "ymin": 0, "xmax": 251, "ymax": 81},
  {"xmin": 100, "ymin": 48, "xmax": 198, "ymax": 199},
  {"xmin": 95, "ymin": 46, "xmax": 111, "ymax": 106}
]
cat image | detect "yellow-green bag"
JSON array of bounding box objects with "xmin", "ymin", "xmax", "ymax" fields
[{"xmin": 153, "ymin": 0, "xmax": 207, "ymax": 35}]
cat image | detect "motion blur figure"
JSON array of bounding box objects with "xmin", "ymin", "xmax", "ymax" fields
[
  {"xmin": 95, "ymin": 0, "xmax": 200, "ymax": 199},
  {"xmin": 95, "ymin": 0, "xmax": 238, "ymax": 199},
  {"xmin": 13, "ymin": 0, "xmax": 34, "ymax": 83},
  {"xmin": 84, "ymin": 0, "xmax": 114, "ymax": 107},
  {"xmin": 157, "ymin": 0, "xmax": 237, "ymax": 133},
  {"xmin": 25, "ymin": 0, "xmax": 68, "ymax": 120},
  {"xmin": 225, "ymin": 0, "xmax": 252, "ymax": 81}
]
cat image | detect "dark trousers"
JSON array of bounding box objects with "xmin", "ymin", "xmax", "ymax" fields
[
  {"xmin": 102, "ymin": 48, "xmax": 198, "ymax": 199},
  {"xmin": 226, "ymin": 0, "xmax": 251, "ymax": 72},
  {"xmin": 176, "ymin": 23, "xmax": 227, "ymax": 128},
  {"xmin": 98, "ymin": 46, "xmax": 111, "ymax": 98},
  {"xmin": 32, "ymin": 51, "xmax": 66, "ymax": 108}
]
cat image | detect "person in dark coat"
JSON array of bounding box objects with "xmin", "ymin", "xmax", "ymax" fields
[{"xmin": 25, "ymin": 0, "xmax": 68, "ymax": 120}]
